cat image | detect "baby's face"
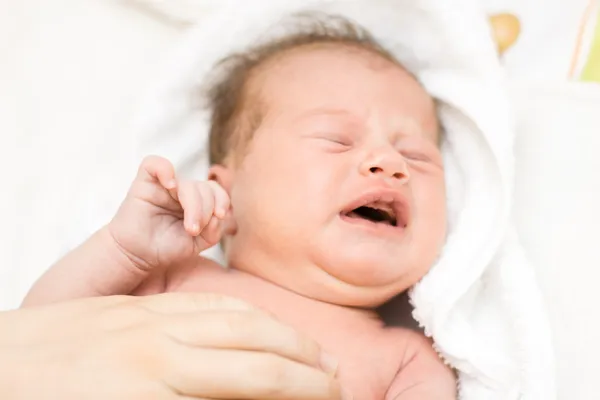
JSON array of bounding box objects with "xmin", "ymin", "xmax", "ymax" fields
[{"xmin": 211, "ymin": 45, "xmax": 446, "ymax": 307}]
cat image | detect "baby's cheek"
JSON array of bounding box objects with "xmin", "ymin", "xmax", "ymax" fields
[{"xmin": 413, "ymin": 180, "xmax": 447, "ymax": 244}]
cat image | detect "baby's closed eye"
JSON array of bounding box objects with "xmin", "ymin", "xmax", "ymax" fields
[
  {"xmin": 304, "ymin": 131, "xmax": 355, "ymax": 152},
  {"xmin": 316, "ymin": 132, "xmax": 353, "ymax": 146},
  {"xmin": 399, "ymin": 149, "xmax": 431, "ymax": 162},
  {"xmin": 397, "ymin": 139, "xmax": 442, "ymax": 166}
]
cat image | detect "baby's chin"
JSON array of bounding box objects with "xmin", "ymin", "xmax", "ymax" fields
[
  {"xmin": 226, "ymin": 245, "xmax": 424, "ymax": 308},
  {"xmin": 306, "ymin": 280, "xmax": 404, "ymax": 309},
  {"xmin": 324, "ymin": 258, "xmax": 423, "ymax": 302},
  {"xmin": 254, "ymin": 263, "xmax": 412, "ymax": 309},
  {"xmin": 304, "ymin": 252, "xmax": 431, "ymax": 307}
]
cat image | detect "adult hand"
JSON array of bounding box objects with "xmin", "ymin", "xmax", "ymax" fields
[{"xmin": 1, "ymin": 293, "xmax": 343, "ymax": 399}]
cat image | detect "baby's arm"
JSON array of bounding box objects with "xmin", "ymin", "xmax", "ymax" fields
[
  {"xmin": 386, "ymin": 330, "xmax": 457, "ymax": 400},
  {"xmin": 21, "ymin": 227, "xmax": 151, "ymax": 307},
  {"xmin": 22, "ymin": 156, "xmax": 229, "ymax": 307}
]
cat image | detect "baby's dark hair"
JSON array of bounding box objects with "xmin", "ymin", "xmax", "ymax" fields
[{"xmin": 204, "ymin": 12, "xmax": 411, "ymax": 166}]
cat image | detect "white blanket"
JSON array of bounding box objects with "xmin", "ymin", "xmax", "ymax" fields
[{"xmin": 115, "ymin": 1, "xmax": 555, "ymax": 398}]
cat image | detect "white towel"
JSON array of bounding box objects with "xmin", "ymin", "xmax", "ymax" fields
[{"xmin": 105, "ymin": 0, "xmax": 556, "ymax": 398}]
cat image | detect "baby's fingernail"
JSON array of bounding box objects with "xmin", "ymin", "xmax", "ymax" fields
[
  {"xmin": 166, "ymin": 179, "xmax": 177, "ymax": 189},
  {"xmin": 191, "ymin": 223, "xmax": 200, "ymax": 234},
  {"xmin": 215, "ymin": 208, "xmax": 226, "ymax": 219},
  {"xmin": 319, "ymin": 352, "xmax": 338, "ymax": 375}
]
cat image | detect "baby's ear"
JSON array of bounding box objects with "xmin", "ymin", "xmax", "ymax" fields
[
  {"xmin": 208, "ymin": 164, "xmax": 238, "ymax": 242},
  {"xmin": 208, "ymin": 164, "xmax": 234, "ymax": 193}
]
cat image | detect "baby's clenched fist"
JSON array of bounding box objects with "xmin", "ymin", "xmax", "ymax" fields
[{"xmin": 108, "ymin": 155, "xmax": 230, "ymax": 271}]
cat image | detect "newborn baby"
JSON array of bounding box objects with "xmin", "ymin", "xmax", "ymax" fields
[{"xmin": 24, "ymin": 16, "xmax": 455, "ymax": 400}]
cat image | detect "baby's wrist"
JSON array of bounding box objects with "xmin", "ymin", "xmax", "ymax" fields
[{"xmin": 101, "ymin": 225, "xmax": 153, "ymax": 274}]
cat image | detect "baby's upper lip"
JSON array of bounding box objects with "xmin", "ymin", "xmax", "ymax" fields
[{"xmin": 340, "ymin": 187, "xmax": 409, "ymax": 228}]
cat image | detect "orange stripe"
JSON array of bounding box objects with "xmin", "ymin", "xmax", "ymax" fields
[{"xmin": 568, "ymin": 0, "xmax": 596, "ymax": 78}]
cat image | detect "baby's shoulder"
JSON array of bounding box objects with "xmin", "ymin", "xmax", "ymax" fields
[
  {"xmin": 382, "ymin": 327, "xmax": 456, "ymax": 399},
  {"xmin": 378, "ymin": 326, "xmax": 443, "ymax": 370},
  {"xmin": 329, "ymin": 323, "xmax": 426, "ymax": 399},
  {"xmin": 164, "ymin": 256, "xmax": 282, "ymax": 302},
  {"xmin": 384, "ymin": 325, "xmax": 431, "ymax": 349},
  {"xmin": 165, "ymin": 256, "xmax": 231, "ymax": 291}
]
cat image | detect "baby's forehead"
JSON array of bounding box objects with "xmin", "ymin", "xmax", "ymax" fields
[
  {"xmin": 251, "ymin": 42, "xmax": 399, "ymax": 90},
  {"xmin": 248, "ymin": 45, "xmax": 439, "ymax": 142}
]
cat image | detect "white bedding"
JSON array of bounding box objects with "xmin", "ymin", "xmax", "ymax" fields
[
  {"xmin": 1, "ymin": 0, "xmax": 181, "ymax": 307},
  {"xmin": 512, "ymin": 82, "xmax": 600, "ymax": 399},
  {"xmin": 1, "ymin": 1, "xmax": 600, "ymax": 398}
]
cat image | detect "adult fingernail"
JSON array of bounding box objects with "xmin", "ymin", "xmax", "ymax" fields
[
  {"xmin": 319, "ymin": 352, "xmax": 338, "ymax": 375},
  {"xmin": 341, "ymin": 388, "xmax": 353, "ymax": 400}
]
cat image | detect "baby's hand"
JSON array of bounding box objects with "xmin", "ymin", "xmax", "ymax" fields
[{"xmin": 108, "ymin": 155, "xmax": 230, "ymax": 271}]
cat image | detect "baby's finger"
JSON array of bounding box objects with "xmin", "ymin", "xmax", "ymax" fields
[
  {"xmin": 195, "ymin": 183, "xmax": 216, "ymax": 229},
  {"xmin": 194, "ymin": 216, "xmax": 222, "ymax": 250},
  {"xmin": 138, "ymin": 155, "xmax": 177, "ymax": 190},
  {"xmin": 207, "ymin": 181, "xmax": 230, "ymax": 219},
  {"xmin": 177, "ymin": 181, "xmax": 207, "ymax": 236}
]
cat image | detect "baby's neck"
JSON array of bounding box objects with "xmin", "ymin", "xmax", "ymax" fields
[
  {"xmin": 167, "ymin": 257, "xmax": 381, "ymax": 326},
  {"xmin": 236, "ymin": 266, "xmax": 380, "ymax": 321}
]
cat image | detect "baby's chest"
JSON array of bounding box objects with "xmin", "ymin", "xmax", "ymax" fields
[{"xmin": 167, "ymin": 266, "xmax": 405, "ymax": 399}]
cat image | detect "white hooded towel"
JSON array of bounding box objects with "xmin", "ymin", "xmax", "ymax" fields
[{"xmin": 96, "ymin": 0, "xmax": 556, "ymax": 398}]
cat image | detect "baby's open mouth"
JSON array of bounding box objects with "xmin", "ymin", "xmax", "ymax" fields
[
  {"xmin": 340, "ymin": 190, "xmax": 408, "ymax": 231},
  {"xmin": 344, "ymin": 203, "xmax": 397, "ymax": 226}
]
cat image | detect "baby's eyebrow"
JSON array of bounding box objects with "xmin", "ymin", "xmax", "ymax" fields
[{"xmin": 295, "ymin": 107, "xmax": 357, "ymax": 121}]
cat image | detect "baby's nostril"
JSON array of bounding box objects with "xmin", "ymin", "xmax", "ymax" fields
[{"xmin": 369, "ymin": 167, "xmax": 382, "ymax": 174}]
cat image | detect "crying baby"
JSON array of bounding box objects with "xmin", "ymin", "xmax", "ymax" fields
[{"xmin": 24, "ymin": 14, "xmax": 455, "ymax": 400}]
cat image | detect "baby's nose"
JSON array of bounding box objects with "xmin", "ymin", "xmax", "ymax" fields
[{"xmin": 359, "ymin": 148, "xmax": 410, "ymax": 182}]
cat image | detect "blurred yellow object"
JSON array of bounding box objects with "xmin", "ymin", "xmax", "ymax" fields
[
  {"xmin": 580, "ymin": 10, "xmax": 600, "ymax": 82},
  {"xmin": 489, "ymin": 13, "xmax": 521, "ymax": 54}
]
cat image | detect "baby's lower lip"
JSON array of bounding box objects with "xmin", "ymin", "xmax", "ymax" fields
[{"xmin": 338, "ymin": 213, "xmax": 405, "ymax": 237}]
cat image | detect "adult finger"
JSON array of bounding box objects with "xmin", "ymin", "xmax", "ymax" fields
[
  {"xmin": 7, "ymin": 296, "xmax": 135, "ymax": 344},
  {"xmin": 72, "ymin": 295, "xmax": 265, "ymax": 350},
  {"xmin": 134, "ymin": 292, "xmax": 258, "ymax": 315},
  {"xmin": 162, "ymin": 310, "xmax": 330, "ymax": 372},
  {"xmin": 164, "ymin": 347, "xmax": 343, "ymax": 400},
  {"xmin": 176, "ymin": 396, "xmax": 219, "ymax": 400},
  {"xmin": 91, "ymin": 294, "xmax": 260, "ymax": 334},
  {"xmin": 17, "ymin": 295, "xmax": 134, "ymax": 329}
]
